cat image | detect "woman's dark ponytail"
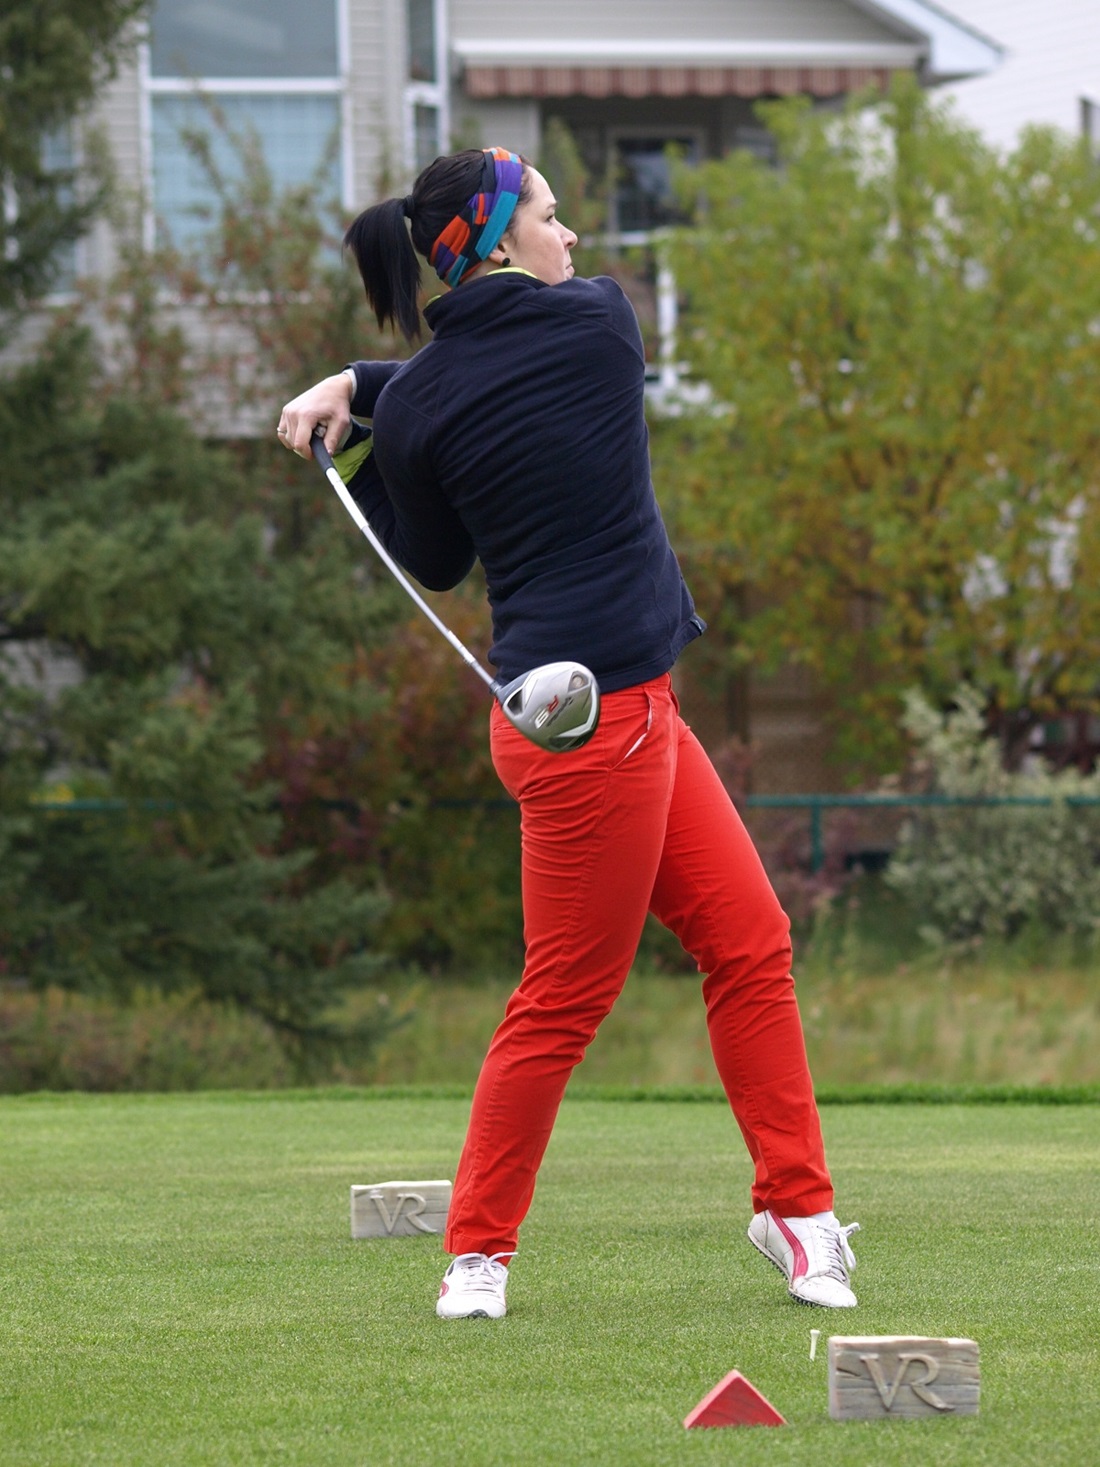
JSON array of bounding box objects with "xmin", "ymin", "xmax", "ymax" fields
[
  {"xmin": 344, "ymin": 150, "xmax": 527, "ymax": 341},
  {"xmin": 343, "ymin": 197, "xmax": 422, "ymax": 341}
]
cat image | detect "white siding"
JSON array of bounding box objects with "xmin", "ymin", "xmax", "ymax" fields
[
  {"xmin": 937, "ymin": 0, "xmax": 1100, "ymax": 149},
  {"xmin": 453, "ymin": 98, "xmax": 541, "ymax": 156},
  {"xmin": 81, "ymin": 59, "xmax": 145, "ymax": 280},
  {"xmin": 347, "ymin": 0, "xmax": 408, "ymax": 203}
]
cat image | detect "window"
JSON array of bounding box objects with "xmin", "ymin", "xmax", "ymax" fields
[
  {"xmin": 404, "ymin": 0, "xmax": 448, "ymax": 174},
  {"xmin": 3, "ymin": 127, "xmax": 79, "ymax": 291},
  {"xmin": 731, "ymin": 123, "xmax": 779, "ymax": 166},
  {"xmin": 40, "ymin": 127, "xmax": 79, "ymax": 291},
  {"xmin": 406, "ymin": 0, "xmax": 437, "ymax": 84},
  {"xmin": 609, "ymin": 130, "xmax": 702, "ymax": 237},
  {"xmin": 594, "ymin": 130, "xmax": 706, "ymax": 403},
  {"xmin": 145, "ymin": 0, "xmax": 346, "ymax": 252},
  {"xmin": 149, "ymin": 0, "xmax": 338, "ymax": 79},
  {"xmin": 412, "ymin": 103, "xmax": 442, "ymax": 172},
  {"xmin": 1083, "ymin": 97, "xmax": 1100, "ymax": 162}
]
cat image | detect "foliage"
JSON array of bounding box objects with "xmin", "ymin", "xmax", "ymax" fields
[
  {"xmin": 258, "ymin": 594, "xmax": 523, "ymax": 972},
  {"xmin": 0, "ymin": 983, "xmax": 294, "ymax": 1092},
  {"xmin": 661, "ymin": 76, "xmax": 1100, "ymax": 777},
  {"xmin": 885, "ymin": 686, "xmax": 1100, "ymax": 946},
  {"xmin": 0, "ymin": 0, "xmax": 147, "ymax": 327},
  {"xmin": 0, "ymin": 323, "xmax": 406, "ymax": 1062},
  {"xmin": 0, "ymin": 103, "xmax": 416, "ymax": 1053},
  {"xmin": 6, "ymin": 938, "xmax": 1100, "ymax": 1090}
]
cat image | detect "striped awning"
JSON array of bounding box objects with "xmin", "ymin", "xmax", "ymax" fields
[{"xmin": 463, "ymin": 64, "xmax": 894, "ymax": 100}]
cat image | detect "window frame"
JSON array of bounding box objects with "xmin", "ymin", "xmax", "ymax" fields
[
  {"xmin": 139, "ymin": 0, "xmax": 353, "ymax": 253},
  {"xmin": 605, "ymin": 124, "xmax": 705, "ymax": 240},
  {"xmin": 403, "ymin": 0, "xmax": 449, "ymax": 175}
]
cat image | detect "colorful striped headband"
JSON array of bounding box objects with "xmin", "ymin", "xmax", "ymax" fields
[{"xmin": 429, "ymin": 147, "xmax": 524, "ymax": 288}]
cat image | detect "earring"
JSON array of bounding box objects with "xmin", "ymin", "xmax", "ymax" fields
[{"xmin": 501, "ymin": 256, "xmax": 511, "ymax": 267}]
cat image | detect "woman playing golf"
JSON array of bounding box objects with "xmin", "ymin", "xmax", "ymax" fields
[{"xmin": 278, "ymin": 146, "xmax": 860, "ymax": 1319}]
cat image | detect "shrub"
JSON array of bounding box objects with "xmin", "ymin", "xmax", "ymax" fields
[{"xmin": 885, "ymin": 687, "xmax": 1100, "ymax": 946}]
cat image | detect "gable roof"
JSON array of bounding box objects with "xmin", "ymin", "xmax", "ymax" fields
[{"xmin": 848, "ymin": 0, "xmax": 1002, "ymax": 81}]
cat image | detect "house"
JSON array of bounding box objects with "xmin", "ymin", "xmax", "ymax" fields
[{"xmin": 78, "ymin": 0, "xmax": 1001, "ymax": 279}]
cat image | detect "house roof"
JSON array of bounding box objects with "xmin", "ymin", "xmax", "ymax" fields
[{"xmin": 847, "ymin": 0, "xmax": 1002, "ymax": 82}]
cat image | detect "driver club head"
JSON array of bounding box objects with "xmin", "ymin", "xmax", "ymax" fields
[{"xmin": 495, "ymin": 661, "xmax": 600, "ymax": 753}]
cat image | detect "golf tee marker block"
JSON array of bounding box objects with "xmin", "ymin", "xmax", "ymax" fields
[
  {"xmin": 683, "ymin": 1370, "xmax": 786, "ymax": 1428},
  {"xmin": 350, "ymin": 1181, "xmax": 452, "ymax": 1238},
  {"xmin": 828, "ymin": 1336, "xmax": 980, "ymax": 1420}
]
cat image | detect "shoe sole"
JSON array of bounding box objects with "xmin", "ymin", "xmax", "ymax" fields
[{"xmin": 747, "ymin": 1230, "xmax": 842, "ymax": 1309}]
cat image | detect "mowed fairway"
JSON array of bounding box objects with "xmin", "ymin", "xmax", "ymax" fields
[{"xmin": 1, "ymin": 1092, "xmax": 1096, "ymax": 1467}]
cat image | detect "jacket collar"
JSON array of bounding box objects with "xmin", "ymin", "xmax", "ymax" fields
[{"xmin": 423, "ymin": 269, "xmax": 545, "ymax": 336}]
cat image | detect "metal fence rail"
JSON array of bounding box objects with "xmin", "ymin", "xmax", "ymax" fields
[
  {"xmin": 26, "ymin": 792, "xmax": 1100, "ymax": 876},
  {"xmin": 744, "ymin": 793, "xmax": 1100, "ymax": 873}
]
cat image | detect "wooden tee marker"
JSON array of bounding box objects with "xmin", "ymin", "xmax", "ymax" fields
[
  {"xmin": 350, "ymin": 1181, "xmax": 452, "ymax": 1239},
  {"xmin": 683, "ymin": 1370, "xmax": 786, "ymax": 1428},
  {"xmin": 828, "ymin": 1336, "xmax": 980, "ymax": 1420}
]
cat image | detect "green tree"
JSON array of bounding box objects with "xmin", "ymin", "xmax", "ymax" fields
[
  {"xmin": 0, "ymin": 0, "xmax": 147, "ymax": 326},
  {"xmin": 0, "ymin": 102, "xmax": 410, "ymax": 1059},
  {"xmin": 660, "ymin": 78, "xmax": 1100, "ymax": 777},
  {"xmin": 0, "ymin": 327, "xmax": 400, "ymax": 1062}
]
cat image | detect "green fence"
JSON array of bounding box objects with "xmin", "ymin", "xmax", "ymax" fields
[
  {"xmin": 745, "ymin": 793, "xmax": 1100, "ymax": 873},
  {"xmin": 29, "ymin": 793, "xmax": 1100, "ymax": 876}
]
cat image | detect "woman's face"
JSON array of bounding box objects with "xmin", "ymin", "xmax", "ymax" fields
[{"xmin": 498, "ymin": 168, "xmax": 578, "ymax": 284}]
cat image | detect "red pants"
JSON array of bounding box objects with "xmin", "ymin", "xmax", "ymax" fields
[{"xmin": 444, "ymin": 674, "xmax": 832, "ymax": 1257}]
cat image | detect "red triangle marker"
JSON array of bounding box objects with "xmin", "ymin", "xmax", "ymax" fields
[{"xmin": 683, "ymin": 1369, "xmax": 787, "ymax": 1428}]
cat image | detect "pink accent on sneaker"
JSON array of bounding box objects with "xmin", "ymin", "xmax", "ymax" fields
[
  {"xmin": 747, "ymin": 1208, "xmax": 859, "ymax": 1308},
  {"xmin": 435, "ymin": 1251, "xmax": 514, "ymax": 1319},
  {"xmin": 771, "ymin": 1213, "xmax": 809, "ymax": 1281}
]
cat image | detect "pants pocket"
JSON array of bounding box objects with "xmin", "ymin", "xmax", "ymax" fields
[{"xmin": 609, "ymin": 691, "xmax": 653, "ymax": 769}]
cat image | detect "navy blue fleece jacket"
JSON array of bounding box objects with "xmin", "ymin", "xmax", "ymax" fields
[{"xmin": 336, "ymin": 270, "xmax": 704, "ymax": 693}]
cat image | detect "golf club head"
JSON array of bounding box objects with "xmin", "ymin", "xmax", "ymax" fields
[{"xmin": 496, "ymin": 661, "xmax": 600, "ymax": 753}]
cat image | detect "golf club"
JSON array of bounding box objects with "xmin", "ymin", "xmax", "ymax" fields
[{"xmin": 309, "ymin": 431, "xmax": 600, "ymax": 753}]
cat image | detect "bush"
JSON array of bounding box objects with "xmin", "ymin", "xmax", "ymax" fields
[
  {"xmin": 0, "ymin": 982, "xmax": 412, "ymax": 1092},
  {"xmin": 885, "ymin": 687, "xmax": 1100, "ymax": 947}
]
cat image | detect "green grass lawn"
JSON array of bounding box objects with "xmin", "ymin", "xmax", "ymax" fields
[{"xmin": 1, "ymin": 1092, "xmax": 1097, "ymax": 1466}]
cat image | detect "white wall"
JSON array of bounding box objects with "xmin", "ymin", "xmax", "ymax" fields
[{"xmin": 936, "ymin": 0, "xmax": 1100, "ymax": 150}]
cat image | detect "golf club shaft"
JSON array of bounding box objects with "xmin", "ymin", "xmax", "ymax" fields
[{"xmin": 310, "ymin": 431, "xmax": 498, "ymax": 693}]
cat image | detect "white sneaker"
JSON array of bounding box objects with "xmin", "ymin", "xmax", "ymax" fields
[
  {"xmin": 435, "ymin": 1252, "xmax": 513, "ymax": 1319},
  {"xmin": 748, "ymin": 1210, "xmax": 860, "ymax": 1307}
]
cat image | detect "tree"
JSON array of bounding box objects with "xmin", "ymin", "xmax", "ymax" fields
[
  {"xmin": 0, "ymin": 324, "xmax": 403, "ymax": 1062},
  {"xmin": 659, "ymin": 78, "xmax": 1100, "ymax": 777},
  {"xmin": 0, "ymin": 0, "xmax": 147, "ymax": 327},
  {"xmin": 0, "ymin": 99, "xmax": 413, "ymax": 1060}
]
